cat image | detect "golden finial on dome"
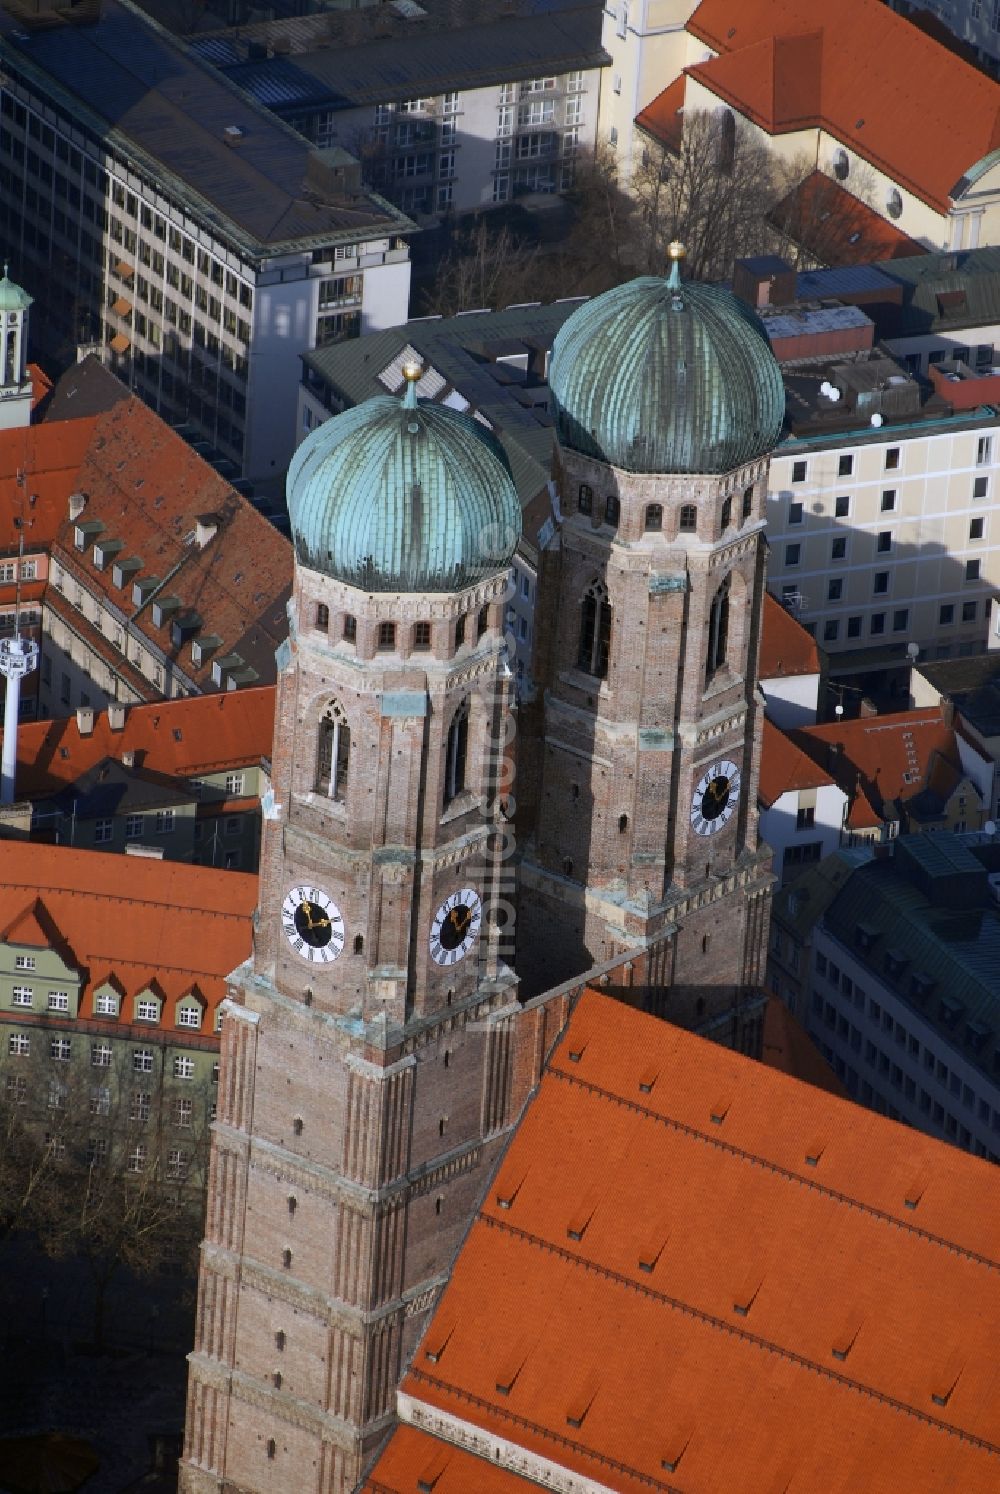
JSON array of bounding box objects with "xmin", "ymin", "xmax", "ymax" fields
[
  {"xmin": 667, "ymin": 240, "xmax": 686, "ymax": 293},
  {"xmin": 401, "ymin": 358, "xmax": 422, "ymax": 411}
]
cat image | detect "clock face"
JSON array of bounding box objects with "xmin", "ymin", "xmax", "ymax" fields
[
  {"xmin": 690, "ymin": 759, "xmax": 741, "ymax": 837},
  {"xmin": 281, "ymin": 885, "xmax": 345, "ymax": 964},
  {"xmin": 429, "ymin": 888, "xmax": 483, "ymax": 966}
]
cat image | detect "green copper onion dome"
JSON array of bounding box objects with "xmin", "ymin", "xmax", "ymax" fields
[
  {"xmin": 0, "ymin": 266, "xmax": 31, "ymax": 314},
  {"xmin": 287, "ymin": 374, "xmax": 521, "ymax": 593},
  {"xmin": 549, "ymin": 251, "xmax": 784, "ymax": 475}
]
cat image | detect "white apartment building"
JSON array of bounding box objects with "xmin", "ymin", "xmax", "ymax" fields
[
  {"xmin": 766, "ymin": 351, "xmax": 1000, "ymax": 669},
  {"xmin": 0, "ymin": 0, "xmax": 412, "ymax": 485},
  {"xmin": 204, "ymin": 2, "xmax": 608, "ymax": 218},
  {"xmin": 597, "ymin": 0, "xmax": 698, "ymax": 180}
]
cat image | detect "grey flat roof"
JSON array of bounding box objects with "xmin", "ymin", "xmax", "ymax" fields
[
  {"xmin": 0, "ymin": 0, "xmax": 411, "ymax": 256},
  {"xmin": 210, "ymin": 5, "xmax": 609, "ymax": 111},
  {"xmin": 874, "ymin": 247, "xmax": 1000, "ymax": 337}
]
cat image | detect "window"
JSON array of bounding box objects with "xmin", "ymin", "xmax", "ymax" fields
[
  {"xmin": 177, "ymin": 1004, "xmax": 201, "ymax": 1029},
  {"xmin": 155, "ymin": 809, "xmax": 174, "ymax": 834},
  {"xmin": 876, "ymin": 531, "xmax": 891, "ymax": 553},
  {"xmin": 174, "ymin": 1055, "xmax": 195, "ymax": 1080},
  {"xmin": 838, "ymin": 455, "xmax": 853, "ymax": 477},
  {"xmin": 175, "ymin": 1097, "xmax": 193, "ymax": 1129},
  {"xmin": 9, "ymin": 1032, "xmax": 29, "ymax": 1056},
  {"xmin": 225, "ymin": 772, "xmax": 245, "ymax": 796},
  {"xmin": 831, "ymin": 537, "xmax": 847, "ymax": 560},
  {"xmin": 136, "ymin": 999, "xmax": 159, "ymax": 1023},
  {"xmin": 377, "ymin": 621, "xmax": 396, "ymax": 651},
  {"xmin": 50, "ymin": 1037, "xmax": 71, "ymax": 1062},
  {"xmin": 48, "ymin": 991, "xmax": 69, "ymax": 1013},
  {"xmin": 455, "ymin": 615, "xmax": 466, "ymax": 648},
  {"xmin": 892, "ymin": 609, "xmax": 909, "ymax": 633},
  {"xmin": 885, "ymin": 447, "xmax": 900, "ymax": 470},
  {"xmin": 167, "ymin": 1148, "xmax": 189, "ymax": 1180},
  {"xmin": 644, "ymin": 503, "xmax": 663, "ymax": 532},
  {"xmin": 125, "ymin": 814, "xmax": 143, "ymax": 840},
  {"xmin": 834, "ymin": 495, "xmax": 850, "ymax": 518},
  {"xmin": 871, "ymin": 613, "xmax": 886, "ymax": 635},
  {"xmin": 12, "ymin": 984, "xmax": 33, "ymax": 1007},
  {"xmin": 133, "ymin": 1048, "xmax": 154, "ymax": 1073},
  {"xmin": 962, "ymin": 600, "xmax": 977, "ymax": 623},
  {"xmin": 679, "ymin": 503, "xmax": 697, "ymax": 532},
  {"xmin": 128, "ymin": 1144, "xmax": 147, "ymax": 1174},
  {"xmin": 604, "ymin": 494, "xmax": 620, "ymax": 527},
  {"xmin": 315, "ymin": 602, "xmax": 329, "ymax": 631},
  {"xmin": 974, "ymin": 476, "xmax": 988, "ymax": 500},
  {"xmin": 788, "ymin": 502, "xmax": 803, "ymax": 525},
  {"xmin": 130, "ymin": 1090, "xmax": 151, "ymax": 1123},
  {"xmin": 720, "ymin": 495, "xmax": 732, "ymax": 530},
  {"xmin": 94, "ymin": 818, "xmax": 113, "ymax": 844},
  {"xmin": 91, "ymin": 1042, "xmax": 113, "ymax": 1067},
  {"xmin": 578, "ymin": 582, "xmax": 611, "ymax": 678},
  {"xmin": 784, "ymin": 544, "xmax": 801, "ymax": 566},
  {"xmin": 873, "ymin": 572, "xmax": 889, "ymax": 595},
  {"xmin": 827, "ymin": 579, "xmax": 843, "ymax": 602},
  {"xmin": 444, "ymin": 700, "xmax": 470, "ymax": 806},
  {"xmin": 970, "ymin": 517, "xmax": 985, "ymax": 540},
  {"xmin": 742, "ymin": 486, "xmax": 753, "ymax": 522},
  {"xmin": 477, "ymin": 605, "xmax": 489, "ymax": 640},
  {"xmin": 880, "ymin": 490, "xmax": 896, "ymax": 513},
  {"xmin": 343, "ymin": 614, "xmax": 357, "ymax": 643},
  {"xmin": 413, "ymin": 620, "xmax": 431, "ymax": 651},
  {"xmin": 966, "ymin": 559, "xmax": 981, "ymax": 582},
  {"xmin": 315, "ymin": 701, "xmax": 350, "ymax": 800},
  {"xmin": 706, "ymin": 576, "xmax": 730, "ymax": 683},
  {"xmin": 823, "ymin": 620, "xmax": 839, "ymax": 643},
  {"xmin": 940, "ymin": 603, "xmax": 954, "ymax": 625},
  {"xmin": 578, "ymin": 483, "xmax": 593, "ymax": 515},
  {"xmin": 847, "ymin": 616, "xmax": 862, "ymax": 639},
  {"xmin": 791, "ymin": 460, "xmax": 807, "ymax": 483},
  {"xmin": 14, "ymin": 954, "xmax": 35, "ymax": 971},
  {"xmin": 977, "ymin": 435, "xmax": 991, "ymax": 465},
  {"xmin": 796, "ymin": 806, "xmax": 815, "ymax": 830},
  {"xmin": 95, "ymin": 990, "xmax": 119, "ymax": 1016}
]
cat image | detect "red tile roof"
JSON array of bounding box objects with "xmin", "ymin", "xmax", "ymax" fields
[
  {"xmin": 760, "ymin": 592, "xmax": 821, "ymax": 680},
  {"xmin": 635, "ymin": 72, "xmax": 685, "ymax": 151},
  {"xmin": 771, "ymin": 171, "xmax": 928, "ymax": 266},
  {"xmin": 759, "ymin": 996, "xmax": 848, "ymax": 1099},
  {"xmin": 394, "ymin": 990, "xmax": 1000, "ymax": 1494},
  {"xmin": 362, "ymin": 1425, "xmax": 538, "ymax": 1493},
  {"xmin": 791, "ymin": 706, "xmax": 963, "ymax": 825},
  {"xmin": 759, "ymin": 716, "xmax": 836, "ymax": 809},
  {"xmin": 5, "ymin": 686, "xmax": 275, "ymax": 799},
  {"xmin": 657, "ymin": 0, "xmax": 1000, "ymax": 215},
  {"xmin": 0, "ymin": 841, "xmax": 255, "ymax": 1032}
]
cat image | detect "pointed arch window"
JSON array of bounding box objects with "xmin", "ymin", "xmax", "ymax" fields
[
  {"xmin": 578, "ymin": 581, "xmax": 611, "ymax": 678},
  {"xmin": 679, "ymin": 503, "xmax": 697, "ymax": 532},
  {"xmin": 316, "ymin": 701, "xmax": 350, "ymax": 800},
  {"xmin": 444, "ymin": 699, "xmax": 470, "ymax": 806},
  {"xmin": 706, "ymin": 575, "xmax": 731, "ymax": 684}
]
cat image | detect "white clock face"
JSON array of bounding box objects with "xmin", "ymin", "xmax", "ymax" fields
[
  {"xmin": 690, "ymin": 759, "xmax": 741, "ymax": 837},
  {"xmin": 281, "ymin": 884, "xmax": 345, "ymax": 963},
  {"xmin": 429, "ymin": 888, "xmax": 483, "ymax": 966}
]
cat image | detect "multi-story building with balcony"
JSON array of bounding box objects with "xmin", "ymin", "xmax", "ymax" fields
[
  {"xmin": 198, "ymin": 0, "xmax": 608, "ymax": 218},
  {"xmin": 0, "ymin": 0, "xmax": 412, "ymax": 483}
]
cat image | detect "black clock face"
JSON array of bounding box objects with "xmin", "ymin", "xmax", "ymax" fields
[
  {"xmin": 281, "ymin": 886, "xmax": 344, "ymax": 964},
  {"xmin": 429, "ymin": 889, "xmax": 483, "ymax": 966},
  {"xmin": 690, "ymin": 759, "xmax": 741, "ymax": 837}
]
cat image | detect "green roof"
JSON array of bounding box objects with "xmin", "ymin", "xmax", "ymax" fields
[
  {"xmin": 548, "ymin": 268, "xmax": 785, "ymax": 475},
  {"xmin": 876, "ymin": 246, "xmax": 1000, "ymax": 338},
  {"xmin": 286, "ymin": 384, "xmax": 521, "ymax": 592},
  {"xmin": 0, "ymin": 270, "xmax": 31, "ymax": 314}
]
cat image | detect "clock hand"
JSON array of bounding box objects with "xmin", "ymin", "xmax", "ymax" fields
[{"xmin": 300, "ymin": 901, "xmax": 316, "ymax": 929}]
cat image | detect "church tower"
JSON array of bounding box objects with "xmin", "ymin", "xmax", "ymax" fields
[
  {"xmin": 519, "ymin": 248, "xmax": 785, "ymax": 1037},
  {"xmin": 180, "ymin": 370, "xmax": 524, "ymax": 1492},
  {"xmin": 0, "ymin": 268, "xmax": 33, "ymax": 431}
]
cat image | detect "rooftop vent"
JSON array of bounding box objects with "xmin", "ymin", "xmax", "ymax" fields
[
  {"xmin": 831, "ymin": 1317, "xmax": 863, "ymax": 1362},
  {"xmin": 710, "ymin": 1096, "xmax": 732, "ymax": 1125},
  {"xmin": 804, "ymin": 1136, "xmax": 827, "ymax": 1167},
  {"xmin": 732, "ymin": 1270, "xmax": 763, "ymax": 1318},
  {"xmin": 661, "ymin": 1427, "xmax": 693, "ymax": 1476},
  {"xmin": 494, "ymin": 1343, "xmax": 528, "ymax": 1396},
  {"xmin": 224, "ymin": 125, "xmax": 247, "ymax": 144},
  {"xmin": 422, "ymin": 1321, "xmax": 454, "ymax": 1365},
  {"xmin": 637, "ymin": 1230, "xmax": 668, "ymax": 1274}
]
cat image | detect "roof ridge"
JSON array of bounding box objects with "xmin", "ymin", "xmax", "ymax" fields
[
  {"xmin": 549, "ymin": 1066, "xmax": 1000, "ymax": 1272},
  {"xmin": 471, "ymin": 1216, "xmax": 1000, "ymax": 1456}
]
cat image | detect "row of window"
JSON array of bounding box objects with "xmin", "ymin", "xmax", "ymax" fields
[
  {"xmin": 313, "ymin": 698, "xmax": 470, "ymax": 808},
  {"xmin": 786, "ymin": 473, "xmax": 989, "ymax": 530},
  {"xmin": 7, "ymin": 1032, "xmax": 217, "ymax": 1079},
  {"xmin": 789, "ymin": 437, "xmax": 993, "ymax": 487},
  {"xmin": 314, "ymin": 604, "xmax": 489, "ymax": 654},
  {"xmin": 7, "ymin": 984, "xmax": 209, "ymax": 1029},
  {"xmin": 577, "ymin": 486, "xmax": 752, "ymax": 534}
]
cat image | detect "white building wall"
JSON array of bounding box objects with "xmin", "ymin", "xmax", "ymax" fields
[
  {"xmin": 760, "ymin": 671, "xmax": 821, "ymax": 730},
  {"xmin": 760, "ymin": 781, "xmax": 847, "ymax": 883},
  {"xmin": 597, "ymin": 0, "xmax": 697, "ymax": 178}
]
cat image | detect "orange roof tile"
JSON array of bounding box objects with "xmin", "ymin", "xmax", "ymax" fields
[
  {"xmin": 760, "ymin": 592, "xmax": 821, "ymax": 680},
  {"xmin": 398, "ymin": 991, "xmax": 1000, "ymax": 1494},
  {"xmin": 759, "ymin": 717, "xmax": 836, "ymax": 809},
  {"xmin": 635, "ymin": 72, "xmax": 685, "ymax": 151},
  {"xmin": 792, "ymin": 707, "xmax": 961, "ymax": 821},
  {"xmin": 4, "ymin": 686, "xmax": 275, "ymax": 799},
  {"xmin": 771, "ymin": 170, "xmax": 928, "ymax": 266},
  {"xmin": 0, "ymin": 841, "xmax": 255, "ymax": 1031},
  {"xmin": 759, "ymin": 996, "xmax": 848, "ymax": 1099},
  {"xmin": 362, "ymin": 1425, "xmax": 539, "ymax": 1493},
  {"xmin": 670, "ymin": 0, "xmax": 1000, "ymax": 215},
  {"xmin": 0, "ymin": 417, "xmax": 100, "ymax": 556}
]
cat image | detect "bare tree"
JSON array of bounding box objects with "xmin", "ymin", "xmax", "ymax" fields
[{"xmin": 419, "ymin": 222, "xmax": 548, "ymax": 318}]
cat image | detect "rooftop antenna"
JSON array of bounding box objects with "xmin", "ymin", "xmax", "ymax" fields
[{"xmin": 0, "ymin": 507, "xmax": 38, "ymax": 806}]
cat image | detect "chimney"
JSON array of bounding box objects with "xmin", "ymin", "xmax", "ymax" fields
[
  {"xmin": 68, "ymin": 491, "xmax": 87, "ymax": 522},
  {"xmin": 108, "ymin": 703, "xmax": 127, "ymax": 731},
  {"xmin": 76, "ymin": 705, "xmax": 94, "ymax": 736},
  {"xmin": 940, "ymin": 699, "xmax": 955, "ymax": 727},
  {"xmin": 195, "ymin": 514, "xmax": 219, "ymax": 549}
]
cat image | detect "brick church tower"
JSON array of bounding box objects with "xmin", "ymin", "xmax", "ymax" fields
[
  {"xmin": 518, "ymin": 248, "xmax": 786, "ymax": 1036},
  {"xmin": 179, "ymin": 371, "xmax": 525, "ymax": 1492}
]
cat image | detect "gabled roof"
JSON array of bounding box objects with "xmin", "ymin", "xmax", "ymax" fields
[
  {"xmin": 390, "ymin": 990, "xmax": 1000, "ymax": 1494},
  {"xmin": 361, "ymin": 1424, "xmax": 538, "ymax": 1493},
  {"xmin": 759, "ymin": 717, "xmax": 837, "ymax": 809},
  {"xmin": 678, "ymin": 0, "xmax": 1000, "ymax": 215},
  {"xmin": 0, "ymin": 842, "xmax": 255, "ymax": 1031},
  {"xmin": 760, "ymin": 592, "xmax": 820, "ymax": 680},
  {"xmin": 771, "ymin": 171, "xmax": 928, "ymax": 266},
  {"xmin": 3, "ymin": 687, "xmax": 275, "ymax": 803}
]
